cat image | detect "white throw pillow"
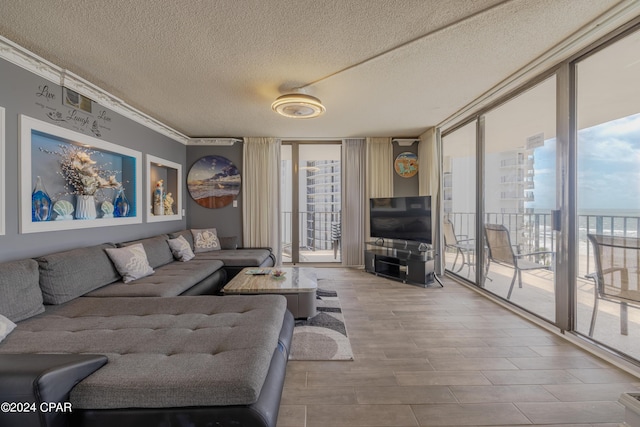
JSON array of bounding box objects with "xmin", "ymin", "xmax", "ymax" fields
[
  {"xmin": 167, "ymin": 235, "xmax": 195, "ymax": 262},
  {"xmin": 191, "ymin": 228, "xmax": 221, "ymax": 253},
  {"xmin": 0, "ymin": 314, "xmax": 17, "ymax": 344},
  {"xmin": 105, "ymin": 243, "xmax": 155, "ymax": 283}
]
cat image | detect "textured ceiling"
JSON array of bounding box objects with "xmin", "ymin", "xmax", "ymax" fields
[{"xmin": 0, "ymin": 0, "xmax": 636, "ymax": 139}]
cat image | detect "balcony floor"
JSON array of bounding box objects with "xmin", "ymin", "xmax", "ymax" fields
[
  {"xmin": 282, "ymin": 248, "xmax": 341, "ymax": 264},
  {"xmin": 445, "ymin": 251, "xmax": 640, "ymax": 361}
]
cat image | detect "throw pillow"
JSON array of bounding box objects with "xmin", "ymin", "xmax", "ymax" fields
[
  {"xmin": 220, "ymin": 236, "xmax": 239, "ymax": 250},
  {"xmin": 167, "ymin": 235, "xmax": 195, "ymax": 262},
  {"xmin": 0, "ymin": 314, "xmax": 17, "ymax": 344},
  {"xmin": 191, "ymin": 228, "xmax": 221, "ymax": 253},
  {"xmin": 105, "ymin": 243, "xmax": 155, "ymax": 283}
]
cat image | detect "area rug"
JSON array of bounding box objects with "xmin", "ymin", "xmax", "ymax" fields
[{"xmin": 289, "ymin": 289, "xmax": 354, "ymax": 361}]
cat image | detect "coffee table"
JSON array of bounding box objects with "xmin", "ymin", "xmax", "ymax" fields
[{"xmin": 223, "ymin": 267, "xmax": 317, "ymax": 319}]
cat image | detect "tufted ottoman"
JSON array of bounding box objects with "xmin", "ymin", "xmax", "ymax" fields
[{"xmin": 0, "ymin": 294, "xmax": 292, "ymax": 427}]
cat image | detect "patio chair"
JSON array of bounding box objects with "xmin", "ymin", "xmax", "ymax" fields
[
  {"xmin": 443, "ymin": 219, "xmax": 475, "ymax": 274},
  {"xmin": 587, "ymin": 234, "xmax": 640, "ymax": 337},
  {"xmin": 484, "ymin": 223, "xmax": 554, "ymax": 300}
]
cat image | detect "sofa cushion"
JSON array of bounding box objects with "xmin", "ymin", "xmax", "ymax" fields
[
  {"xmin": 167, "ymin": 235, "xmax": 195, "ymax": 262},
  {"xmin": 0, "ymin": 295, "xmax": 287, "ymax": 409},
  {"xmin": 191, "ymin": 228, "xmax": 221, "ymax": 253},
  {"xmin": 118, "ymin": 234, "xmax": 174, "ymax": 269},
  {"xmin": 37, "ymin": 244, "xmax": 120, "ymax": 305},
  {"xmin": 85, "ymin": 259, "xmax": 224, "ymax": 297},
  {"xmin": 105, "ymin": 244, "xmax": 155, "ymax": 284},
  {"xmin": 195, "ymin": 249, "xmax": 273, "ymax": 267},
  {"xmin": 0, "ymin": 259, "xmax": 44, "ymax": 321},
  {"xmin": 169, "ymin": 230, "xmax": 194, "ymax": 250}
]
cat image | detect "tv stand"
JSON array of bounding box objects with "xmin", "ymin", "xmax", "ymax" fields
[{"xmin": 364, "ymin": 240, "xmax": 442, "ymax": 287}]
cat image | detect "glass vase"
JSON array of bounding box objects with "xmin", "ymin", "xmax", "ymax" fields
[
  {"xmin": 32, "ymin": 176, "xmax": 52, "ymax": 221},
  {"xmin": 114, "ymin": 188, "xmax": 130, "ymax": 217}
]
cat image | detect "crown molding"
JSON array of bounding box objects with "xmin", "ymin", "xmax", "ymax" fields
[
  {"xmin": 0, "ymin": 36, "xmax": 190, "ymax": 145},
  {"xmin": 189, "ymin": 138, "xmax": 243, "ymax": 146}
]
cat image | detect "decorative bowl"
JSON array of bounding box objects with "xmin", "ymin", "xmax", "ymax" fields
[{"xmin": 270, "ymin": 269, "xmax": 286, "ymax": 279}]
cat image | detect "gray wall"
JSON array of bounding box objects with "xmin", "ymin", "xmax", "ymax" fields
[
  {"xmin": 186, "ymin": 144, "xmax": 243, "ymax": 239},
  {"xmin": 0, "ymin": 58, "xmax": 187, "ymax": 262},
  {"xmin": 393, "ymin": 141, "xmax": 419, "ymax": 196}
]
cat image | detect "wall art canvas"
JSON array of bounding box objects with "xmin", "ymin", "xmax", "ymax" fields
[
  {"xmin": 394, "ymin": 152, "xmax": 418, "ymax": 178},
  {"xmin": 187, "ymin": 155, "xmax": 240, "ymax": 209}
]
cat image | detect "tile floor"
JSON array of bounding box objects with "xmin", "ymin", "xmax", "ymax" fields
[{"xmin": 277, "ymin": 267, "xmax": 640, "ymax": 426}]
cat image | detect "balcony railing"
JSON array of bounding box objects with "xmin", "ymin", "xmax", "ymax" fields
[
  {"xmin": 281, "ymin": 211, "xmax": 341, "ymax": 253},
  {"xmin": 446, "ymin": 211, "xmax": 640, "ymax": 277}
]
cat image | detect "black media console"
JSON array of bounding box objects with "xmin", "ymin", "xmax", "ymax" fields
[{"xmin": 364, "ymin": 240, "xmax": 442, "ymax": 287}]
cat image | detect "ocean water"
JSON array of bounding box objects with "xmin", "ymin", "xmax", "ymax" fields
[{"xmin": 189, "ymin": 182, "xmax": 240, "ymax": 200}]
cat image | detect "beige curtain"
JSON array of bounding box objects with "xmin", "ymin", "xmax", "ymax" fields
[
  {"xmin": 366, "ymin": 137, "xmax": 393, "ymax": 197},
  {"xmin": 341, "ymin": 138, "xmax": 366, "ymax": 266},
  {"xmin": 242, "ymin": 137, "xmax": 281, "ymax": 263},
  {"xmin": 365, "ymin": 137, "xmax": 393, "ymax": 240},
  {"xmin": 418, "ymin": 127, "xmax": 443, "ymax": 274}
]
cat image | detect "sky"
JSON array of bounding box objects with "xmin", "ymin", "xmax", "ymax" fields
[{"xmin": 529, "ymin": 112, "xmax": 640, "ymax": 213}]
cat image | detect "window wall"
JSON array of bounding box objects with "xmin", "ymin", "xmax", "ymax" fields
[
  {"xmin": 442, "ymin": 121, "xmax": 477, "ymax": 283},
  {"xmin": 575, "ymin": 28, "xmax": 640, "ymax": 356},
  {"xmin": 442, "ymin": 21, "xmax": 640, "ymax": 363},
  {"xmin": 483, "ymin": 76, "xmax": 557, "ymax": 322}
]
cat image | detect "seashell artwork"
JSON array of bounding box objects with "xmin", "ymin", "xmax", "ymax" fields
[
  {"xmin": 101, "ymin": 200, "xmax": 114, "ymax": 218},
  {"xmin": 53, "ymin": 200, "xmax": 74, "ymax": 220}
]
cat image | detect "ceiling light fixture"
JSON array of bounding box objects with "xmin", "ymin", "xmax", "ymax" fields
[{"xmin": 271, "ymin": 92, "xmax": 326, "ymax": 119}]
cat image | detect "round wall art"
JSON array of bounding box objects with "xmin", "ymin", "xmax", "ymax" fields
[
  {"xmin": 394, "ymin": 152, "xmax": 418, "ymax": 178},
  {"xmin": 187, "ymin": 155, "xmax": 241, "ymax": 209}
]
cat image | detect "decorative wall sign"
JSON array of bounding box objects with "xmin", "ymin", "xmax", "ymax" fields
[
  {"xmin": 187, "ymin": 155, "xmax": 240, "ymax": 209},
  {"xmin": 34, "ymin": 83, "xmax": 113, "ymax": 138},
  {"xmin": 394, "ymin": 152, "xmax": 418, "ymax": 178}
]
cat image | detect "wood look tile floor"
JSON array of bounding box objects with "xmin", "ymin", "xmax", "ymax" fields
[{"xmin": 277, "ymin": 267, "xmax": 640, "ymax": 427}]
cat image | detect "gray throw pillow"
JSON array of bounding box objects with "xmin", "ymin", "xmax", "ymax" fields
[
  {"xmin": 167, "ymin": 235, "xmax": 195, "ymax": 262},
  {"xmin": 0, "ymin": 314, "xmax": 17, "ymax": 343},
  {"xmin": 220, "ymin": 236, "xmax": 239, "ymax": 250},
  {"xmin": 105, "ymin": 243, "xmax": 155, "ymax": 283},
  {"xmin": 0, "ymin": 259, "xmax": 44, "ymax": 322},
  {"xmin": 191, "ymin": 228, "xmax": 221, "ymax": 253}
]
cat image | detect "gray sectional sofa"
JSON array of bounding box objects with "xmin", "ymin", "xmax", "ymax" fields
[{"xmin": 0, "ymin": 230, "xmax": 291, "ymax": 427}]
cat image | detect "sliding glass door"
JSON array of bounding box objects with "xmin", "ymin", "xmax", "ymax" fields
[
  {"xmin": 440, "ymin": 22, "xmax": 640, "ymax": 363},
  {"xmin": 482, "ymin": 76, "xmax": 558, "ymax": 322},
  {"xmin": 442, "ymin": 122, "xmax": 477, "ymax": 283},
  {"xmin": 574, "ymin": 28, "xmax": 640, "ymax": 358},
  {"xmin": 281, "ymin": 142, "xmax": 342, "ymax": 264}
]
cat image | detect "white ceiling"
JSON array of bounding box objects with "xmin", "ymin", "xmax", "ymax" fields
[{"xmin": 0, "ymin": 0, "xmax": 638, "ymax": 140}]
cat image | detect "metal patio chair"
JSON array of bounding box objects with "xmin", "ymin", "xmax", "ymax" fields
[
  {"xmin": 587, "ymin": 234, "xmax": 640, "ymax": 337},
  {"xmin": 443, "ymin": 219, "xmax": 475, "ymax": 274},
  {"xmin": 484, "ymin": 223, "xmax": 554, "ymax": 300}
]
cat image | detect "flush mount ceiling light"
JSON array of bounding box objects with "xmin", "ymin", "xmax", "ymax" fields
[{"xmin": 271, "ymin": 93, "xmax": 326, "ymax": 119}]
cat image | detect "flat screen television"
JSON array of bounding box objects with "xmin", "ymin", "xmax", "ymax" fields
[{"xmin": 369, "ymin": 196, "xmax": 432, "ymax": 244}]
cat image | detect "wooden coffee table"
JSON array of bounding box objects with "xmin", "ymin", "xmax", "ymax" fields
[{"xmin": 223, "ymin": 267, "xmax": 317, "ymax": 319}]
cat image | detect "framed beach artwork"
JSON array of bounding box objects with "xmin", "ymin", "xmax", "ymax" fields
[
  {"xmin": 394, "ymin": 152, "xmax": 418, "ymax": 178},
  {"xmin": 187, "ymin": 155, "xmax": 240, "ymax": 209}
]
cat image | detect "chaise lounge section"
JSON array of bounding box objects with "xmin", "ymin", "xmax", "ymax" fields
[{"xmin": 0, "ymin": 231, "xmax": 291, "ymax": 427}]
